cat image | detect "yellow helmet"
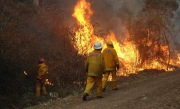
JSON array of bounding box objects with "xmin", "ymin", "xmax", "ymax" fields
[{"xmin": 106, "ymin": 41, "xmax": 113, "ymax": 46}]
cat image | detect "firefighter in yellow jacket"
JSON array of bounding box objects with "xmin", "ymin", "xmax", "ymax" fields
[
  {"xmin": 102, "ymin": 41, "xmax": 120, "ymax": 92},
  {"xmin": 82, "ymin": 42, "xmax": 105, "ymax": 101},
  {"xmin": 36, "ymin": 58, "xmax": 48, "ymax": 97}
]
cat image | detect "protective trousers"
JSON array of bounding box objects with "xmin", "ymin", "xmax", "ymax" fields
[
  {"xmin": 84, "ymin": 76, "xmax": 102, "ymax": 96},
  {"xmin": 102, "ymin": 71, "xmax": 117, "ymax": 89},
  {"xmin": 36, "ymin": 82, "xmax": 47, "ymax": 97}
]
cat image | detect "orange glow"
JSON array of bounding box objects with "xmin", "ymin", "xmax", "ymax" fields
[
  {"xmin": 45, "ymin": 79, "xmax": 54, "ymax": 86},
  {"xmin": 24, "ymin": 71, "xmax": 27, "ymax": 75},
  {"xmin": 177, "ymin": 54, "xmax": 180, "ymax": 64}
]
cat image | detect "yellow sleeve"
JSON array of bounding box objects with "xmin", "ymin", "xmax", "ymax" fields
[
  {"xmin": 113, "ymin": 49, "xmax": 119, "ymax": 65},
  {"xmin": 101, "ymin": 54, "xmax": 105, "ymax": 72}
]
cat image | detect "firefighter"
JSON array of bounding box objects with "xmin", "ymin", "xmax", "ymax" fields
[
  {"xmin": 82, "ymin": 42, "xmax": 105, "ymax": 101},
  {"xmin": 35, "ymin": 58, "xmax": 48, "ymax": 97},
  {"xmin": 102, "ymin": 41, "xmax": 120, "ymax": 92}
]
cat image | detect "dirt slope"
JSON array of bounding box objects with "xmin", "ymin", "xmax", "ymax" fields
[{"xmin": 26, "ymin": 69, "xmax": 180, "ymax": 109}]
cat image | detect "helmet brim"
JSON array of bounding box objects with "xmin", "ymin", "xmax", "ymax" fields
[{"xmin": 94, "ymin": 47, "xmax": 102, "ymax": 49}]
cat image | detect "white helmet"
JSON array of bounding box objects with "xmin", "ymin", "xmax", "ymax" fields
[{"xmin": 94, "ymin": 42, "xmax": 102, "ymax": 50}]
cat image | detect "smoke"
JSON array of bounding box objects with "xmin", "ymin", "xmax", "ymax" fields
[
  {"xmin": 108, "ymin": 0, "xmax": 144, "ymax": 14},
  {"xmin": 89, "ymin": 0, "xmax": 144, "ymax": 41},
  {"xmin": 173, "ymin": 0, "xmax": 180, "ymax": 43}
]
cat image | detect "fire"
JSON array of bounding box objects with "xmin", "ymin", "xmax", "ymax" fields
[
  {"xmin": 45, "ymin": 79, "xmax": 54, "ymax": 86},
  {"xmin": 24, "ymin": 71, "xmax": 27, "ymax": 75},
  {"xmin": 72, "ymin": 0, "xmax": 138, "ymax": 75},
  {"xmin": 72, "ymin": 0, "xmax": 92, "ymax": 25},
  {"xmin": 177, "ymin": 54, "xmax": 180, "ymax": 65},
  {"xmin": 72, "ymin": 0, "xmax": 96, "ymax": 54},
  {"xmin": 72, "ymin": 0, "xmax": 180, "ymax": 76},
  {"xmin": 105, "ymin": 32, "xmax": 139, "ymax": 75}
]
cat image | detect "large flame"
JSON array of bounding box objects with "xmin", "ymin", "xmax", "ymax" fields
[
  {"xmin": 72, "ymin": 0, "xmax": 180, "ymax": 76},
  {"xmin": 72, "ymin": 0, "xmax": 96, "ymax": 54}
]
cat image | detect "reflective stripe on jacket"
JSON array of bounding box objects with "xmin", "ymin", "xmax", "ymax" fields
[
  {"xmin": 103, "ymin": 45, "xmax": 119, "ymax": 71},
  {"xmin": 85, "ymin": 50, "xmax": 105, "ymax": 77}
]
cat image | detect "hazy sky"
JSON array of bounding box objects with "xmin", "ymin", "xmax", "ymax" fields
[
  {"xmin": 91, "ymin": 0, "xmax": 180, "ymax": 44},
  {"xmin": 173, "ymin": 0, "xmax": 180, "ymax": 43},
  {"xmin": 88, "ymin": 0, "xmax": 144, "ymax": 41}
]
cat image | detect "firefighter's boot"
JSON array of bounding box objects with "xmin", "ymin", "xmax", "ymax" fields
[
  {"xmin": 102, "ymin": 88, "xmax": 106, "ymax": 92},
  {"xmin": 82, "ymin": 93, "xmax": 89, "ymax": 101}
]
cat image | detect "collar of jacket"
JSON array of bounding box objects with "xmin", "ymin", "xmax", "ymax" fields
[
  {"xmin": 38, "ymin": 62, "xmax": 45, "ymax": 66},
  {"xmin": 107, "ymin": 45, "xmax": 114, "ymax": 48},
  {"xmin": 93, "ymin": 49, "xmax": 102, "ymax": 53}
]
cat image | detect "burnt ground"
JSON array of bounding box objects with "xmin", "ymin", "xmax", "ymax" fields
[{"xmin": 26, "ymin": 69, "xmax": 180, "ymax": 109}]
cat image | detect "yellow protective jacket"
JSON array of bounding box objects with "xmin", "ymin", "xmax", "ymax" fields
[
  {"xmin": 37, "ymin": 63, "xmax": 48, "ymax": 81},
  {"xmin": 85, "ymin": 50, "xmax": 105, "ymax": 77},
  {"xmin": 103, "ymin": 45, "xmax": 119, "ymax": 71}
]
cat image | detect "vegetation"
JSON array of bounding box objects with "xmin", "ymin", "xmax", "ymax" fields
[
  {"xmin": 122, "ymin": 0, "xmax": 178, "ymax": 70},
  {"xmin": 1, "ymin": 0, "xmax": 86, "ymax": 108}
]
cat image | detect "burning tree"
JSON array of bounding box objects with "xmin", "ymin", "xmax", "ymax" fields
[{"xmin": 127, "ymin": 0, "xmax": 178, "ymax": 70}]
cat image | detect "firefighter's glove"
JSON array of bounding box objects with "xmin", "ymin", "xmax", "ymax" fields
[
  {"xmin": 37, "ymin": 76, "xmax": 43, "ymax": 81},
  {"xmin": 116, "ymin": 65, "xmax": 120, "ymax": 70}
]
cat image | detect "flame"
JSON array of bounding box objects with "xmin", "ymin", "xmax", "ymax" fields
[
  {"xmin": 72, "ymin": 0, "xmax": 180, "ymax": 76},
  {"xmin": 45, "ymin": 79, "xmax": 54, "ymax": 86},
  {"xmin": 72, "ymin": 0, "xmax": 138, "ymax": 75},
  {"xmin": 72, "ymin": 0, "xmax": 97, "ymax": 54},
  {"xmin": 24, "ymin": 71, "xmax": 27, "ymax": 75},
  {"xmin": 177, "ymin": 54, "xmax": 180, "ymax": 66}
]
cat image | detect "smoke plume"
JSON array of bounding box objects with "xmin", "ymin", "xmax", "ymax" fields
[{"xmin": 89, "ymin": 0, "xmax": 144, "ymax": 40}]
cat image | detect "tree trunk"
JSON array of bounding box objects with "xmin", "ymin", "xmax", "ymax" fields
[{"xmin": 163, "ymin": 32, "xmax": 170, "ymax": 71}]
